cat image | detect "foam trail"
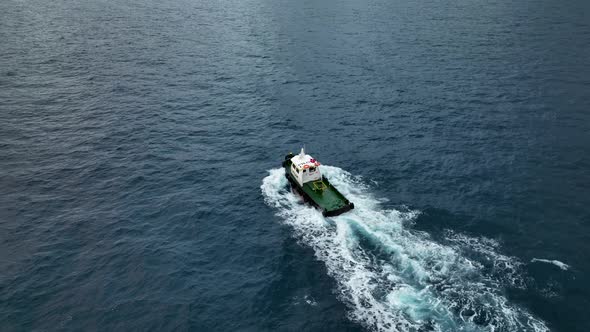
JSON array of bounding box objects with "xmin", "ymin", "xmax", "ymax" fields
[
  {"xmin": 531, "ymin": 258, "xmax": 570, "ymax": 271},
  {"xmin": 261, "ymin": 166, "xmax": 548, "ymax": 332}
]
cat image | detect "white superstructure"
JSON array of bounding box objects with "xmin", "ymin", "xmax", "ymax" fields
[{"xmin": 289, "ymin": 147, "xmax": 322, "ymax": 186}]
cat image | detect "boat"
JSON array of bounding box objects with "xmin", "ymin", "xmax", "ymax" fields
[{"xmin": 282, "ymin": 148, "xmax": 354, "ymax": 217}]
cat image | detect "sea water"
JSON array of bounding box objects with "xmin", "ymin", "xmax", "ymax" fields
[{"xmin": 1, "ymin": 0, "xmax": 589, "ymax": 330}]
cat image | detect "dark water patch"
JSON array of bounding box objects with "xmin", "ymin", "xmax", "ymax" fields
[{"xmin": 254, "ymin": 237, "xmax": 363, "ymax": 331}]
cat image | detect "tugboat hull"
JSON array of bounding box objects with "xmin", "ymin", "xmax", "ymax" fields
[{"xmin": 283, "ymin": 156, "xmax": 354, "ymax": 217}]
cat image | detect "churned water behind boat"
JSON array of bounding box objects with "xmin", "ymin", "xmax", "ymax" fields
[{"xmin": 1, "ymin": 0, "xmax": 590, "ymax": 331}]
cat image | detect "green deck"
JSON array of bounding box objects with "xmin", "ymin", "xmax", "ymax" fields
[{"xmin": 300, "ymin": 179, "xmax": 348, "ymax": 211}]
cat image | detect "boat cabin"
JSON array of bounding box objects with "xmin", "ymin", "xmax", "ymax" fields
[{"xmin": 290, "ymin": 148, "xmax": 322, "ymax": 186}]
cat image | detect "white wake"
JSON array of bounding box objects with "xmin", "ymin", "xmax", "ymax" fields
[
  {"xmin": 531, "ymin": 258, "xmax": 570, "ymax": 271},
  {"xmin": 261, "ymin": 166, "xmax": 548, "ymax": 332}
]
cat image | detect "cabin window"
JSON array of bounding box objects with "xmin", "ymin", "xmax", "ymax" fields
[
  {"xmin": 309, "ymin": 167, "xmax": 316, "ymax": 172},
  {"xmin": 303, "ymin": 169, "xmax": 307, "ymax": 173}
]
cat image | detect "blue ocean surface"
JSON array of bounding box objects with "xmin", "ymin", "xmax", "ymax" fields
[{"xmin": 1, "ymin": 0, "xmax": 589, "ymax": 331}]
